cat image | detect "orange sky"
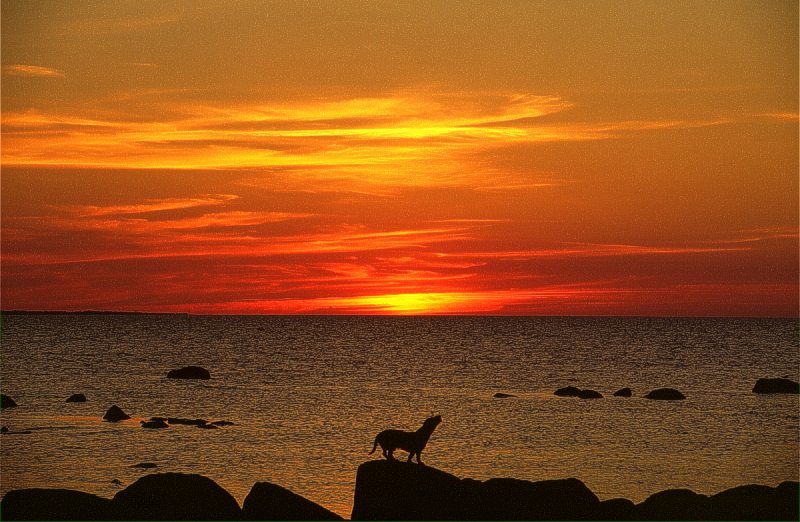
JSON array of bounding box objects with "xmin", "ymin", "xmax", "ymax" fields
[{"xmin": 2, "ymin": 0, "xmax": 798, "ymax": 316}]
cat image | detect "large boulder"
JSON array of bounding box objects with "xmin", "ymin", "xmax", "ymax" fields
[
  {"xmin": 112, "ymin": 472, "xmax": 241, "ymax": 520},
  {"xmin": 710, "ymin": 482, "xmax": 799, "ymax": 520},
  {"xmin": 103, "ymin": 405, "xmax": 130, "ymax": 422},
  {"xmin": 752, "ymin": 378, "xmax": 799, "ymax": 394},
  {"xmin": 166, "ymin": 366, "xmax": 210, "ymax": 380},
  {"xmin": 613, "ymin": 388, "xmax": 632, "ymax": 397},
  {"xmin": 644, "ymin": 388, "xmax": 686, "ymax": 400},
  {"xmin": 242, "ymin": 482, "xmax": 342, "ymax": 520},
  {"xmin": 0, "ymin": 488, "xmax": 116, "ymax": 520},
  {"xmin": 554, "ymin": 386, "xmax": 581, "ymax": 397},
  {"xmin": 66, "ymin": 393, "xmax": 87, "ymax": 403},
  {"xmin": 633, "ymin": 489, "xmax": 711, "ymax": 520},
  {"xmin": 1, "ymin": 394, "xmax": 18, "ymax": 408},
  {"xmin": 350, "ymin": 460, "xmax": 600, "ymax": 520}
]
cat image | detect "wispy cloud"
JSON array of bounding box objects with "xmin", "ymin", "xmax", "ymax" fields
[{"xmin": 3, "ymin": 64, "xmax": 65, "ymax": 78}]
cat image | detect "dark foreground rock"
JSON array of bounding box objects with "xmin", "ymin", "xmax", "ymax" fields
[
  {"xmin": 140, "ymin": 418, "xmax": 169, "ymax": 429},
  {"xmin": 613, "ymin": 387, "xmax": 633, "ymax": 397},
  {"xmin": 0, "ymin": 488, "xmax": 115, "ymax": 520},
  {"xmin": 351, "ymin": 461, "xmax": 798, "ymax": 520},
  {"xmin": 577, "ymin": 389, "xmax": 603, "ymax": 399},
  {"xmin": 112, "ymin": 472, "xmax": 241, "ymax": 520},
  {"xmin": 493, "ymin": 392, "xmax": 517, "ymax": 398},
  {"xmin": 1, "ymin": 394, "xmax": 18, "ymax": 408},
  {"xmin": 66, "ymin": 393, "xmax": 87, "ymax": 403},
  {"xmin": 242, "ymin": 481, "xmax": 342, "ymax": 520},
  {"xmin": 752, "ymin": 377, "xmax": 799, "ymax": 394},
  {"xmin": 166, "ymin": 366, "xmax": 210, "ymax": 379},
  {"xmin": 103, "ymin": 405, "xmax": 130, "ymax": 422},
  {"xmin": 168, "ymin": 417, "xmax": 208, "ymax": 426},
  {"xmin": 351, "ymin": 460, "xmax": 599, "ymax": 520},
  {"xmin": 554, "ymin": 386, "xmax": 581, "ymax": 397},
  {"xmin": 645, "ymin": 388, "xmax": 686, "ymax": 400}
]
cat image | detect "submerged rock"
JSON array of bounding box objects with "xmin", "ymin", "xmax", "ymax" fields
[
  {"xmin": 66, "ymin": 393, "xmax": 87, "ymax": 403},
  {"xmin": 103, "ymin": 405, "xmax": 131, "ymax": 422},
  {"xmin": 140, "ymin": 419, "xmax": 169, "ymax": 429},
  {"xmin": 0, "ymin": 488, "xmax": 116, "ymax": 520},
  {"xmin": 197, "ymin": 423, "xmax": 218, "ymax": 429},
  {"xmin": 242, "ymin": 482, "xmax": 342, "ymax": 520},
  {"xmin": 554, "ymin": 386, "xmax": 581, "ymax": 397},
  {"xmin": 168, "ymin": 417, "xmax": 207, "ymax": 426},
  {"xmin": 1, "ymin": 394, "xmax": 18, "ymax": 409},
  {"xmin": 644, "ymin": 388, "xmax": 686, "ymax": 400},
  {"xmin": 131, "ymin": 463, "xmax": 158, "ymax": 469},
  {"xmin": 166, "ymin": 366, "xmax": 210, "ymax": 380},
  {"xmin": 613, "ymin": 387, "xmax": 633, "ymax": 397},
  {"xmin": 210, "ymin": 420, "xmax": 235, "ymax": 426},
  {"xmin": 752, "ymin": 377, "xmax": 799, "ymax": 394},
  {"xmin": 493, "ymin": 392, "xmax": 517, "ymax": 398},
  {"xmin": 112, "ymin": 472, "xmax": 241, "ymax": 520},
  {"xmin": 577, "ymin": 389, "xmax": 603, "ymax": 399}
]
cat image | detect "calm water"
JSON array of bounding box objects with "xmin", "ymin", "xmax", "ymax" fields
[{"xmin": 1, "ymin": 315, "xmax": 798, "ymax": 518}]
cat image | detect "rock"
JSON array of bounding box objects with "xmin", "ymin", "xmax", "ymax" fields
[
  {"xmin": 1, "ymin": 426, "xmax": 7, "ymax": 433},
  {"xmin": 66, "ymin": 393, "xmax": 87, "ymax": 403},
  {"xmin": 752, "ymin": 377, "xmax": 799, "ymax": 394},
  {"xmin": 166, "ymin": 366, "xmax": 210, "ymax": 380},
  {"xmin": 1, "ymin": 394, "xmax": 18, "ymax": 408},
  {"xmin": 140, "ymin": 419, "xmax": 169, "ymax": 429},
  {"xmin": 596, "ymin": 498, "xmax": 635, "ymax": 520},
  {"xmin": 493, "ymin": 393, "xmax": 517, "ymax": 398},
  {"xmin": 554, "ymin": 386, "xmax": 581, "ymax": 397},
  {"xmin": 0, "ymin": 488, "xmax": 116, "ymax": 520},
  {"xmin": 634, "ymin": 488, "xmax": 711, "ymax": 520},
  {"xmin": 577, "ymin": 389, "xmax": 603, "ymax": 399},
  {"xmin": 644, "ymin": 388, "xmax": 686, "ymax": 400},
  {"xmin": 112, "ymin": 472, "xmax": 241, "ymax": 520},
  {"xmin": 242, "ymin": 482, "xmax": 342, "ymax": 520},
  {"xmin": 210, "ymin": 420, "xmax": 235, "ymax": 426},
  {"xmin": 613, "ymin": 387, "xmax": 632, "ymax": 397},
  {"xmin": 103, "ymin": 405, "xmax": 130, "ymax": 422},
  {"xmin": 168, "ymin": 417, "xmax": 207, "ymax": 426},
  {"xmin": 197, "ymin": 423, "xmax": 218, "ymax": 429},
  {"xmin": 711, "ymin": 482, "xmax": 798, "ymax": 520},
  {"xmin": 350, "ymin": 460, "xmax": 600, "ymax": 520},
  {"xmin": 131, "ymin": 463, "xmax": 158, "ymax": 469},
  {"xmin": 111, "ymin": 479, "xmax": 123, "ymax": 485}
]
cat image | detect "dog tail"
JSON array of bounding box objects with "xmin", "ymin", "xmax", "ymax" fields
[{"xmin": 368, "ymin": 436, "xmax": 379, "ymax": 454}]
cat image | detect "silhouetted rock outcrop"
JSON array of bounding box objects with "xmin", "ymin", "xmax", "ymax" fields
[
  {"xmin": 577, "ymin": 389, "xmax": 603, "ymax": 399},
  {"xmin": 596, "ymin": 498, "xmax": 635, "ymax": 520},
  {"xmin": 66, "ymin": 393, "xmax": 87, "ymax": 403},
  {"xmin": 613, "ymin": 388, "xmax": 632, "ymax": 397},
  {"xmin": 166, "ymin": 366, "xmax": 210, "ymax": 379},
  {"xmin": 112, "ymin": 472, "xmax": 240, "ymax": 520},
  {"xmin": 644, "ymin": 388, "xmax": 685, "ymax": 400},
  {"xmin": 211, "ymin": 420, "xmax": 235, "ymax": 426},
  {"xmin": 710, "ymin": 481, "xmax": 799, "ymax": 520},
  {"xmin": 752, "ymin": 377, "xmax": 799, "ymax": 394},
  {"xmin": 1, "ymin": 394, "xmax": 18, "ymax": 408},
  {"xmin": 0, "ymin": 488, "xmax": 115, "ymax": 520},
  {"xmin": 140, "ymin": 419, "xmax": 168, "ymax": 429},
  {"xmin": 351, "ymin": 460, "xmax": 599, "ymax": 520},
  {"xmin": 242, "ymin": 482, "xmax": 342, "ymax": 520},
  {"xmin": 634, "ymin": 489, "xmax": 711, "ymax": 520},
  {"xmin": 554, "ymin": 386, "xmax": 581, "ymax": 397},
  {"xmin": 103, "ymin": 405, "xmax": 130, "ymax": 422}
]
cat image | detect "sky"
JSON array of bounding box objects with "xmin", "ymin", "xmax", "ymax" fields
[{"xmin": 1, "ymin": 0, "xmax": 798, "ymax": 316}]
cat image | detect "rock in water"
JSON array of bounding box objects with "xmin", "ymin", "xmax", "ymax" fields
[
  {"xmin": 752, "ymin": 377, "xmax": 799, "ymax": 394},
  {"xmin": 493, "ymin": 392, "xmax": 517, "ymax": 398},
  {"xmin": 634, "ymin": 488, "xmax": 711, "ymax": 520},
  {"xmin": 554, "ymin": 386, "xmax": 581, "ymax": 397},
  {"xmin": 168, "ymin": 417, "xmax": 207, "ymax": 426},
  {"xmin": 613, "ymin": 387, "xmax": 633, "ymax": 397},
  {"xmin": 577, "ymin": 389, "xmax": 603, "ymax": 399},
  {"xmin": 103, "ymin": 405, "xmax": 130, "ymax": 422},
  {"xmin": 112, "ymin": 472, "xmax": 241, "ymax": 520},
  {"xmin": 350, "ymin": 460, "xmax": 600, "ymax": 520},
  {"xmin": 1, "ymin": 394, "xmax": 18, "ymax": 408},
  {"xmin": 66, "ymin": 393, "xmax": 87, "ymax": 403},
  {"xmin": 166, "ymin": 366, "xmax": 210, "ymax": 379},
  {"xmin": 140, "ymin": 419, "xmax": 169, "ymax": 429},
  {"xmin": 644, "ymin": 388, "xmax": 686, "ymax": 400},
  {"xmin": 242, "ymin": 482, "xmax": 342, "ymax": 520},
  {"xmin": 0, "ymin": 488, "xmax": 116, "ymax": 520}
]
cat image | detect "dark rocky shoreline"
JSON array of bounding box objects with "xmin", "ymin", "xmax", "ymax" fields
[{"xmin": 1, "ymin": 463, "xmax": 797, "ymax": 521}]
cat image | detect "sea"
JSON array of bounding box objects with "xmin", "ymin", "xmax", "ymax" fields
[{"xmin": 1, "ymin": 314, "xmax": 798, "ymax": 518}]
